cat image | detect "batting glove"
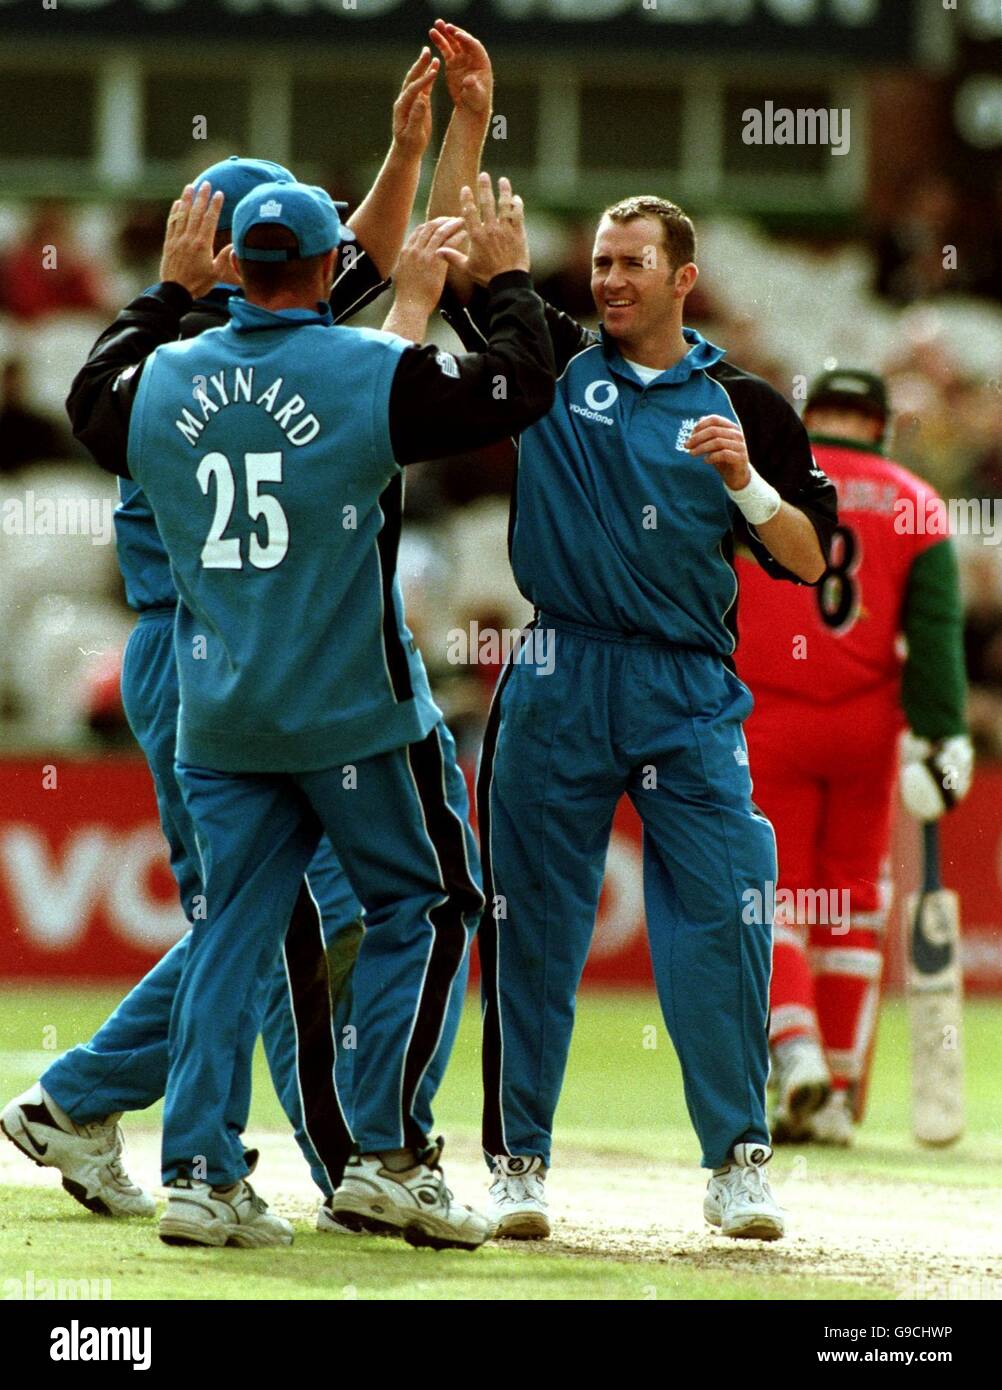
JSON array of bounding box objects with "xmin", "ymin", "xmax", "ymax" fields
[{"xmin": 900, "ymin": 732, "xmax": 974, "ymax": 821}]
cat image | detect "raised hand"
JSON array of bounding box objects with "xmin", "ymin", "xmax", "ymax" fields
[
  {"xmin": 391, "ymin": 47, "xmax": 440, "ymax": 160},
  {"xmin": 437, "ymin": 173, "xmax": 530, "ymax": 285},
  {"xmin": 429, "ymin": 19, "xmax": 492, "ymax": 116},
  {"xmin": 392, "ymin": 216, "xmax": 468, "ymax": 314},
  {"xmin": 159, "ymin": 183, "xmax": 229, "ymax": 299}
]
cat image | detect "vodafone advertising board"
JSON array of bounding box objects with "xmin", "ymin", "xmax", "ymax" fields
[
  {"xmin": 1, "ymin": 756, "xmax": 1000, "ymax": 991},
  {"xmin": 0, "ymin": 759, "xmax": 187, "ymax": 980}
]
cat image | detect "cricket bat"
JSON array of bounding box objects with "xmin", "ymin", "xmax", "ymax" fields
[{"xmin": 903, "ymin": 821, "xmax": 964, "ymax": 1146}]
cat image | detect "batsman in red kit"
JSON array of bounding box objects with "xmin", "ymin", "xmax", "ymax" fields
[{"xmin": 735, "ymin": 369, "xmax": 972, "ymax": 1145}]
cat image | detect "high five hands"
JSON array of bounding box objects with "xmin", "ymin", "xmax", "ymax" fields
[
  {"xmin": 429, "ymin": 19, "xmax": 493, "ymax": 116},
  {"xmin": 391, "ymin": 47, "xmax": 440, "ymax": 161},
  {"xmin": 438, "ymin": 172, "xmax": 530, "ymax": 286},
  {"xmin": 159, "ymin": 183, "xmax": 231, "ymax": 300}
]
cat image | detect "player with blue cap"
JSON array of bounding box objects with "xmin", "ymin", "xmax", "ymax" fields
[
  {"xmin": 1, "ymin": 162, "xmax": 374, "ymax": 1229},
  {"xmin": 4, "ymin": 39, "xmax": 450, "ymax": 1235},
  {"xmin": 194, "ymin": 156, "xmax": 296, "ymax": 225},
  {"xmin": 231, "ymin": 180, "xmax": 356, "ymax": 260},
  {"xmin": 66, "ymin": 158, "xmax": 555, "ymax": 1251}
]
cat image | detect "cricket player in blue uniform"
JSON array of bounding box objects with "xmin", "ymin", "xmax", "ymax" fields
[
  {"xmin": 439, "ymin": 179, "xmax": 838, "ymax": 1243},
  {"xmin": 1, "ymin": 49, "xmax": 450, "ymax": 1224},
  {"xmin": 66, "ymin": 174, "xmax": 554, "ymax": 1249}
]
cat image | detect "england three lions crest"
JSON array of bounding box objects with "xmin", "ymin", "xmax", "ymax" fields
[{"xmin": 675, "ymin": 418, "xmax": 697, "ymax": 452}]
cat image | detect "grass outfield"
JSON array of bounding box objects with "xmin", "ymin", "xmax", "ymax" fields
[
  {"xmin": 0, "ymin": 1186, "xmax": 883, "ymax": 1302},
  {"xmin": 1, "ymin": 988, "xmax": 1001, "ymax": 1300}
]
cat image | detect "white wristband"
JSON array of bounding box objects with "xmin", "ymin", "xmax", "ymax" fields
[{"xmin": 725, "ymin": 466, "xmax": 782, "ymax": 525}]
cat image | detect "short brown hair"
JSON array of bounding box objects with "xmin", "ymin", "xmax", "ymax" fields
[
  {"xmin": 602, "ymin": 196, "xmax": 696, "ymax": 271},
  {"xmin": 236, "ymin": 223, "xmax": 330, "ymax": 296}
]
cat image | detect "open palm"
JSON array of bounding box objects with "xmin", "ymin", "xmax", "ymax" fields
[{"xmin": 429, "ymin": 20, "xmax": 492, "ymax": 115}]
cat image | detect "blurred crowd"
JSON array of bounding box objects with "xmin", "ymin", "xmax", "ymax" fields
[
  {"xmin": 871, "ymin": 173, "xmax": 1002, "ymax": 307},
  {"xmin": 2, "ymin": 180, "xmax": 1001, "ymax": 761}
]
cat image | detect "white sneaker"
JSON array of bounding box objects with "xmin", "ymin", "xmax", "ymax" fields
[
  {"xmin": 159, "ymin": 1178, "xmax": 293, "ymax": 1248},
  {"xmin": 806, "ymin": 1089, "xmax": 855, "ymax": 1146},
  {"xmin": 488, "ymin": 1156, "xmax": 550, "ymax": 1239},
  {"xmin": 329, "ymin": 1143, "xmax": 493, "ymax": 1251},
  {"xmin": 704, "ymin": 1143, "xmax": 785, "ymax": 1241},
  {"xmin": 1, "ymin": 1083, "xmax": 156, "ymax": 1218},
  {"xmin": 316, "ymin": 1197, "xmax": 364, "ymax": 1236},
  {"xmin": 771, "ymin": 1036, "xmax": 831, "ymax": 1143}
]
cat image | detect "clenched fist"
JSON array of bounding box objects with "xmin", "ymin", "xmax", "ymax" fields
[{"xmin": 686, "ymin": 415, "xmax": 752, "ymax": 492}]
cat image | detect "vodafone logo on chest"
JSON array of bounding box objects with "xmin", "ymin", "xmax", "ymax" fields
[{"xmin": 570, "ymin": 378, "xmax": 618, "ymax": 426}]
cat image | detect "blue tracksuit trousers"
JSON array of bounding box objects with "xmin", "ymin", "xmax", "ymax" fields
[
  {"xmin": 41, "ymin": 608, "xmax": 365, "ymax": 1195},
  {"xmin": 166, "ymin": 719, "xmax": 481, "ymax": 1187},
  {"xmin": 478, "ymin": 618, "xmax": 775, "ymax": 1171}
]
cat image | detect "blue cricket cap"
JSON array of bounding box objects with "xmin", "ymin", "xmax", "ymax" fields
[
  {"xmin": 232, "ymin": 181, "xmax": 355, "ymax": 262},
  {"xmin": 192, "ymin": 156, "xmax": 296, "ymax": 231}
]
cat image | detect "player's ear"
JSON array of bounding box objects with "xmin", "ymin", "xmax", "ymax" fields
[
  {"xmin": 229, "ymin": 249, "xmax": 243, "ymax": 285},
  {"xmin": 323, "ymin": 247, "xmax": 339, "ymax": 293},
  {"xmin": 673, "ymin": 261, "xmax": 698, "ymax": 299}
]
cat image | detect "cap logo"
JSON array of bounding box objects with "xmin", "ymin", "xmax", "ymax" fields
[{"xmin": 259, "ymin": 199, "xmax": 282, "ymax": 217}]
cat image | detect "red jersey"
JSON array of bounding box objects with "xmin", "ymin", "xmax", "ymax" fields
[
  {"xmin": 735, "ymin": 440, "xmax": 945, "ymax": 705},
  {"xmin": 0, "ymin": 245, "xmax": 104, "ymax": 321}
]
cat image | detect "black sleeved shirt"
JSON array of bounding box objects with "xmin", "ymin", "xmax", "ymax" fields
[{"xmin": 67, "ymin": 271, "xmax": 555, "ymax": 480}]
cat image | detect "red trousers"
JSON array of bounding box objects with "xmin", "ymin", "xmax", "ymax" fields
[{"xmin": 745, "ymin": 684, "xmax": 902, "ymax": 1112}]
